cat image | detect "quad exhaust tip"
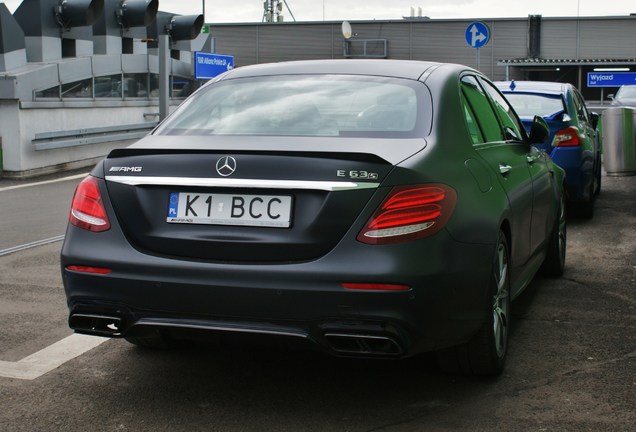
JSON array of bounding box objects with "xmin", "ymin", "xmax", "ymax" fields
[
  {"xmin": 324, "ymin": 333, "xmax": 403, "ymax": 356},
  {"xmin": 69, "ymin": 314, "xmax": 123, "ymax": 337},
  {"xmin": 68, "ymin": 314, "xmax": 404, "ymax": 356}
]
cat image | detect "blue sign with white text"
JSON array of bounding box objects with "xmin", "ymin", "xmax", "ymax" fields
[
  {"xmin": 465, "ymin": 22, "xmax": 490, "ymax": 49},
  {"xmin": 587, "ymin": 72, "xmax": 636, "ymax": 88},
  {"xmin": 194, "ymin": 53, "xmax": 234, "ymax": 80}
]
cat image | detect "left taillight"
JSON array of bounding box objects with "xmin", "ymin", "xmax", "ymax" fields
[
  {"xmin": 357, "ymin": 184, "xmax": 457, "ymax": 245},
  {"xmin": 552, "ymin": 126, "xmax": 582, "ymax": 147},
  {"xmin": 69, "ymin": 176, "xmax": 111, "ymax": 232}
]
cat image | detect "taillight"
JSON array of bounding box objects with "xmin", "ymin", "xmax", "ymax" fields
[
  {"xmin": 357, "ymin": 184, "xmax": 457, "ymax": 245},
  {"xmin": 66, "ymin": 265, "xmax": 112, "ymax": 275},
  {"xmin": 552, "ymin": 126, "xmax": 581, "ymax": 147},
  {"xmin": 70, "ymin": 176, "xmax": 111, "ymax": 232}
]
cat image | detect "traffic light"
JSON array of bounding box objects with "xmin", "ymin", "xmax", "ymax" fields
[
  {"xmin": 115, "ymin": 0, "xmax": 159, "ymax": 29},
  {"xmin": 147, "ymin": 12, "xmax": 204, "ymax": 47},
  {"xmin": 167, "ymin": 14, "xmax": 204, "ymax": 41},
  {"xmin": 54, "ymin": 0, "xmax": 104, "ymax": 29}
]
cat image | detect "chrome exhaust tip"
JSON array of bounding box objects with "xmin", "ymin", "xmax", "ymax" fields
[
  {"xmin": 69, "ymin": 314, "xmax": 124, "ymax": 337},
  {"xmin": 324, "ymin": 333, "xmax": 403, "ymax": 356}
]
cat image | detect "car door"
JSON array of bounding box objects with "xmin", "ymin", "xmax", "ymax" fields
[
  {"xmin": 573, "ymin": 89, "xmax": 598, "ymax": 149},
  {"xmin": 461, "ymin": 75, "xmax": 553, "ymax": 295},
  {"xmin": 572, "ymin": 89, "xmax": 600, "ymax": 191},
  {"xmin": 479, "ymin": 78, "xmax": 555, "ymax": 257},
  {"xmin": 460, "ymin": 75, "xmax": 533, "ymax": 282}
]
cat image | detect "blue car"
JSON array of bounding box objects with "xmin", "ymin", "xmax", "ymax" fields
[{"xmin": 496, "ymin": 81, "xmax": 602, "ymax": 217}]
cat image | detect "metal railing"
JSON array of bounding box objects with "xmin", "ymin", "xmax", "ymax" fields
[{"xmin": 31, "ymin": 122, "xmax": 158, "ymax": 151}]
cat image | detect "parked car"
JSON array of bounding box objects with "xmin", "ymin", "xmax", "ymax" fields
[
  {"xmin": 609, "ymin": 84, "xmax": 636, "ymax": 107},
  {"xmin": 496, "ymin": 80, "xmax": 602, "ymax": 217},
  {"xmin": 62, "ymin": 60, "xmax": 566, "ymax": 376}
]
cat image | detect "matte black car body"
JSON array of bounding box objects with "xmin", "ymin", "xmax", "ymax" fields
[{"xmin": 62, "ymin": 60, "xmax": 566, "ymax": 375}]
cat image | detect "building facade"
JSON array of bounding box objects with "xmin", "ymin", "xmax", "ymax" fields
[
  {"xmin": 211, "ymin": 15, "xmax": 636, "ymax": 102},
  {"xmin": 1, "ymin": 3, "xmax": 635, "ymax": 177}
]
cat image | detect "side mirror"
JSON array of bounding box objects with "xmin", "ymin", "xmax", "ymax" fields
[
  {"xmin": 589, "ymin": 112, "xmax": 600, "ymax": 129},
  {"xmin": 528, "ymin": 115, "xmax": 549, "ymax": 144},
  {"xmin": 607, "ymin": 94, "xmax": 615, "ymax": 100}
]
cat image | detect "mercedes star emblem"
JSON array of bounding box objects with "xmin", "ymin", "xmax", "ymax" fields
[{"xmin": 216, "ymin": 156, "xmax": 237, "ymax": 177}]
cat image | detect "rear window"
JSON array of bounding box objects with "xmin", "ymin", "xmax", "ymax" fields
[
  {"xmin": 155, "ymin": 75, "xmax": 429, "ymax": 138},
  {"xmin": 503, "ymin": 93, "xmax": 565, "ymax": 118}
]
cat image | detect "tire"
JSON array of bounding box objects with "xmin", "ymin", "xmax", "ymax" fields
[
  {"xmin": 594, "ymin": 160, "xmax": 602, "ymax": 195},
  {"xmin": 577, "ymin": 170, "xmax": 597, "ymax": 218},
  {"xmin": 436, "ymin": 231, "xmax": 511, "ymax": 376},
  {"xmin": 541, "ymin": 195, "xmax": 567, "ymax": 277}
]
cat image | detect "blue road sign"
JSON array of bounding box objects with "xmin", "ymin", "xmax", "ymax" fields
[
  {"xmin": 194, "ymin": 53, "xmax": 234, "ymax": 80},
  {"xmin": 587, "ymin": 72, "xmax": 636, "ymax": 88},
  {"xmin": 465, "ymin": 22, "xmax": 490, "ymax": 49}
]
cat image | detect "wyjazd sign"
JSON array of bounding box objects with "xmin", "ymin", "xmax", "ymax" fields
[{"xmin": 587, "ymin": 72, "xmax": 636, "ymax": 88}]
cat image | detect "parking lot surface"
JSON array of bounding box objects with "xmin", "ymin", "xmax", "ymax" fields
[{"xmin": 0, "ymin": 172, "xmax": 634, "ymax": 431}]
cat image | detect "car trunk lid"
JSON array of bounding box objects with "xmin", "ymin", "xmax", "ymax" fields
[{"xmin": 103, "ymin": 136, "xmax": 426, "ymax": 262}]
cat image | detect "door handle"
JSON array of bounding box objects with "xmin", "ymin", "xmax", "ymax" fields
[{"xmin": 499, "ymin": 164, "xmax": 512, "ymax": 175}]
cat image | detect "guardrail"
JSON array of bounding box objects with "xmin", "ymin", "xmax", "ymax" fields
[{"xmin": 31, "ymin": 122, "xmax": 158, "ymax": 151}]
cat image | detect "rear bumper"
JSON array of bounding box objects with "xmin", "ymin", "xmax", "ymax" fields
[{"xmin": 61, "ymin": 224, "xmax": 495, "ymax": 358}]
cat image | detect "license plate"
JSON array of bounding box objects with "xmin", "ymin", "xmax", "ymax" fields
[{"xmin": 167, "ymin": 192, "xmax": 292, "ymax": 228}]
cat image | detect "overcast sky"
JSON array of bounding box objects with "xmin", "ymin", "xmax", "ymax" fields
[{"xmin": 2, "ymin": 0, "xmax": 635, "ymax": 22}]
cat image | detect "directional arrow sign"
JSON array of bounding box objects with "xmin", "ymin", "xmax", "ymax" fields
[
  {"xmin": 465, "ymin": 22, "xmax": 490, "ymax": 49},
  {"xmin": 194, "ymin": 53, "xmax": 235, "ymax": 80}
]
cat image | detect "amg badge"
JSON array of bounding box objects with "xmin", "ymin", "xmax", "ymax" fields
[{"xmin": 109, "ymin": 166, "xmax": 143, "ymax": 172}]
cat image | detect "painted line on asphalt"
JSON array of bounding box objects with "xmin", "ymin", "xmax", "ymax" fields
[
  {"xmin": 0, "ymin": 235, "xmax": 66, "ymax": 257},
  {"xmin": 0, "ymin": 334, "xmax": 108, "ymax": 380},
  {"xmin": 0, "ymin": 173, "xmax": 88, "ymax": 192}
]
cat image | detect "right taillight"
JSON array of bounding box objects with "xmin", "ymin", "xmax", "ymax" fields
[
  {"xmin": 552, "ymin": 126, "xmax": 581, "ymax": 147},
  {"xmin": 357, "ymin": 184, "xmax": 457, "ymax": 245},
  {"xmin": 69, "ymin": 176, "xmax": 111, "ymax": 232}
]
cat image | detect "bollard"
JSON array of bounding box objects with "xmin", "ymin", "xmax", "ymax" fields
[{"xmin": 601, "ymin": 107, "xmax": 636, "ymax": 176}]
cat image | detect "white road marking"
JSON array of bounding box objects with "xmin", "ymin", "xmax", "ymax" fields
[
  {"xmin": 0, "ymin": 334, "xmax": 107, "ymax": 380},
  {"xmin": 0, "ymin": 173, "xmax": 88, "ymax": 192},
  {"xmin": 0, "ymin": 235, "xmax": 65, "ymax": 257}
]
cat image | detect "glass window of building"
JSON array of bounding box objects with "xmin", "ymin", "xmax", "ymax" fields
[
  {"xmin": 95, "ymin": 74, "xmax": 123, "ymax": 98},
  {"xmin": 122, "ymin": 73, "xmax": 149, "ymax": 98},
  {"xmin": 35, "ymin": 85, "xmax": 61, "ymax": 100},
  {"xmin": 61, "ymin": 78, "xmax": 93, "ymax": 98}
]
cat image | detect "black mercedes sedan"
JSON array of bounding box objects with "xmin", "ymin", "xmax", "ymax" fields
[{"xmin": 62, "ymin": 60, "xmax": 566, "ymax": 375}]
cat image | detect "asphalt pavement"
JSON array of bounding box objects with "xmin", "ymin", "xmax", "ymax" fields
[{"xmin": 0, "ymin": 170, "xmax": 634, "ymax": 431}]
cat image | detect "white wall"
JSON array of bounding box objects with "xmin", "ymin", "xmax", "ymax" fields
[{"xmin": 2, "ymin": 103, "xmax": 160, "ymax": 176}]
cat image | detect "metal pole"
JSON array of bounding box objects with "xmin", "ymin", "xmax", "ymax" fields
[
  {"xmin": 282, "ymin": 0, "xmax": 296, "ymax": 22},
  {"xmin": 477, "ymin": 48, "xmax": 481, "ymax": 72},
  {"xmin": 601, "ymin": 88, "xmax": 604, "ymax": 106},
  {"xmin": 159, "ymin": 34, "xmax": 170, "ymax": 121}
]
